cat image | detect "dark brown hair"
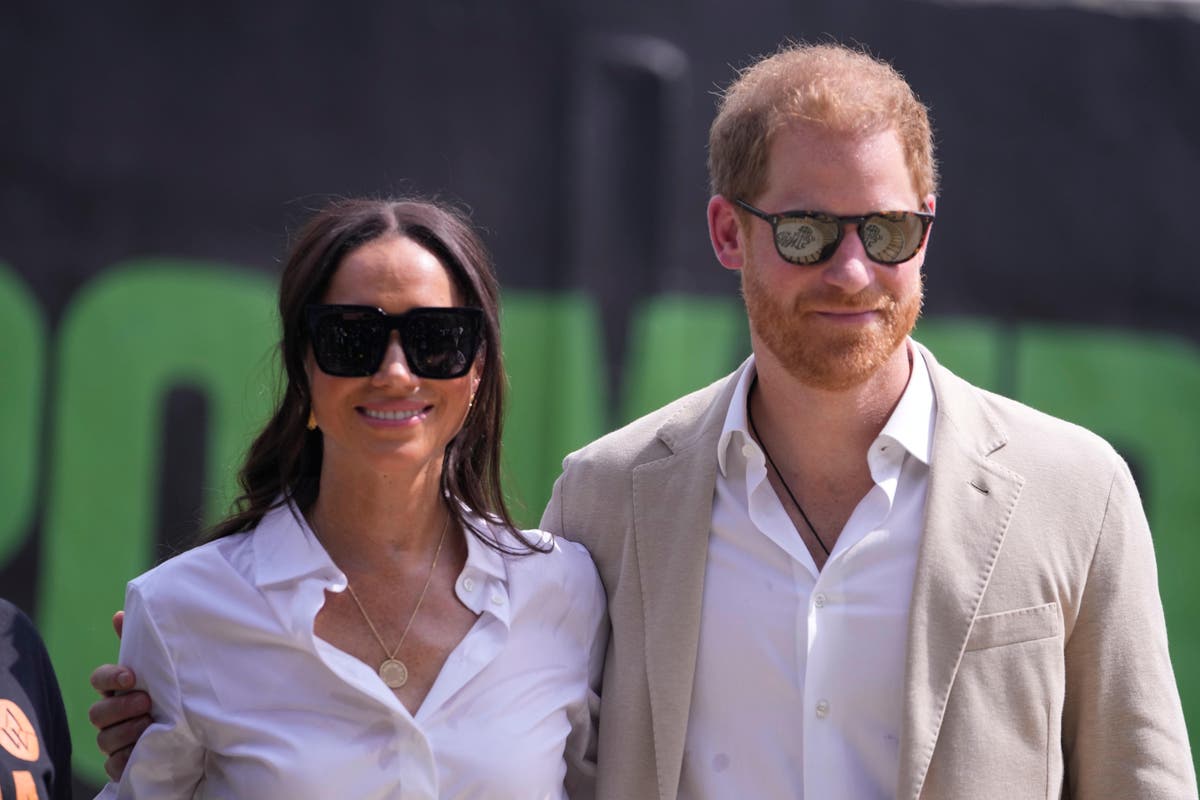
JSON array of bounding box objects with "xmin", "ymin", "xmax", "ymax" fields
[{"xmin": 207, "ymin": 197, "xmax": 542, "ymax": 554}]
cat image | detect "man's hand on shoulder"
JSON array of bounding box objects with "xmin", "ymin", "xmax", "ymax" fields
[{"xmin": 88, "ymin": 610, "xmax": 153, "ymax": 782}]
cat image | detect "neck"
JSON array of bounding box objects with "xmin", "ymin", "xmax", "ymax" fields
[
  {"xmin": 749, "ymin": 340, "xmax": 912, "ymax": 480},
  {"xmin": 307, "ymin": 456, "xmax": 449, "ymax": 571}
]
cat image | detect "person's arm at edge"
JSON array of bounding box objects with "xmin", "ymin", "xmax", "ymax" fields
[
  {"xmin": 31, "ymin": 614, "xmax": 74, "ymax": 800},
  {"xmin": 1061, "ymin": 455, "xmax": 1198, "ymax": 797}
]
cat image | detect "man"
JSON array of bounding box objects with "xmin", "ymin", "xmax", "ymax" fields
[
  {"xmin": 538, "ymin": 43, "xmax": 1195, "ymax": 799},
  {"xmin": 92, "ymin": 42, "xmax": 1194, "ymax": 798}
]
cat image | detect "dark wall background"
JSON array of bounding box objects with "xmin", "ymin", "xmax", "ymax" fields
[
  {"xmin": 3, "ymin": 1, "xmax": 1198, "ymax": 795},
  {"xmin": 7, "ymin": 2, "xmax": 1199, "ymax": 334}
]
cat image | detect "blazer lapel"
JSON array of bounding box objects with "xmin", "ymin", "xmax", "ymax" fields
[
  {"xmin": 897, "ymin": 346, "xmax": 1026, "ymax": 799},
  {"xmin": 632, "ymin": 363, "xmax": 748, "ymax": 800}
]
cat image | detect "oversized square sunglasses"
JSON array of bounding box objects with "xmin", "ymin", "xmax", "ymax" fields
[
  {"xmin": 305, "ymin": 305, "xmax": 484, "ymax": 379},
  {"xmin": 734, "ymin": 198, "xmax": 934, "ymax": 266}
]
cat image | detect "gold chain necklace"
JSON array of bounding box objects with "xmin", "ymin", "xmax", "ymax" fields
[{"xmin": 343, "ymin": 513, "xmax": 451, "ymax": 689}]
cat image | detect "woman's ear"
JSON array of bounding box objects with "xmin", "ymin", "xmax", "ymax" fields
[{"xmin": 469, "ymin": 362, "xmax": 482, "ymax": 402}]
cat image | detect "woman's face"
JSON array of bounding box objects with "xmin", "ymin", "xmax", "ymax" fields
[{"xmin": 307, "ymin": 234, "xmax": 479, "ymax": 484}]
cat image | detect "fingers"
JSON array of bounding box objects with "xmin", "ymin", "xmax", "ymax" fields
[
  {"xmin": 112, "ymin": 610, "xmax": 125, "ymax": 639},
  {"xmin": 104, "ymin": 745, "xmax": 133, "ymax": 783},
  {"xmin": 90, "ymin": 664, "xmax": 135, "ymax": 697},
  {"xmin": 94, "ymin": 706, "xmax": 152, "ymax": 761},
  {"xmin": 88, "ymin": 688, "xmax": 150, "ymax": 733},
  {"xmin": 95, "ymin": 711, "xmax": 152, "ymax": 758}
]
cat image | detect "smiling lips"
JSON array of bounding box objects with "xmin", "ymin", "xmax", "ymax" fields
[{"xmin": 360, "ymin": 407, "xmax": 428, "ymax": 422}]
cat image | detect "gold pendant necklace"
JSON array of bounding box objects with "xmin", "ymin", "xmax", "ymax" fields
[{"xmin": 344, "ymin": 514, "xmax": 450, "ymax": 689}]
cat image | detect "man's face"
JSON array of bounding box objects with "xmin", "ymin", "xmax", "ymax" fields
[{"xmin": 738, "ymin": 123, "xmax": 932, "ymax": 391}]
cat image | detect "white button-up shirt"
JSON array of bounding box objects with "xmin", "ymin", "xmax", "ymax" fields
[
  {"xmin": 679, "ymin": 343, "xmax": 936, "ymax": 800},
  {"xmin": 98, "ymin": 504, "xmax": 606, "ymax": 799}
]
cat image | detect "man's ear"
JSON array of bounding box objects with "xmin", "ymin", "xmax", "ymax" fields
[
  {"xmin": 707, "ymin": 194, "xmax": 749, "ymax": 272},
  {"xmin": 922, "ymin": 194, "xmax": 937, "ymax": 246}
]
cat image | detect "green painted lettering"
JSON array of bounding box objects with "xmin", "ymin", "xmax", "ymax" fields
[
  {"xmin": 38, "ymin": 262, "xmax": 276, "ymax": 785},
  {"xmin": 620, "ymin": 294, "xmax": 747, "ymax": 423},
  {"xmin": 501, "ymin": 292, "xmax": 606, "ymax": 525}
]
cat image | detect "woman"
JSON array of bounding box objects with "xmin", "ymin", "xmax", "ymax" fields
[{"xmin": 92, "ymin": 198, "xmax": 605, "ymax": 799}]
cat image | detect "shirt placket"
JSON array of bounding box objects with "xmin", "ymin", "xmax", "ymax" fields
[
  {"xmin": 801, "ymin": 444, "xmax": 904, "ymax": 799},
  {"xmin": 417, "ymin": 567, "xmax": 510, "ymax": 723}
]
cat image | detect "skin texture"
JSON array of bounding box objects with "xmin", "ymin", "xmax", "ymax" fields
[
  {"xmin": 715, "ymin": 122, "xmax": 932, "ymax": 393},
  {"xmin": 308, "ymin": 234, "xmax": 477, "ymax": 496},
  {"xmin": 89, "ymin": 612, "xmax": 147, "ymax": 779},
  {"xmin": 706, "ymin": 121, "xmax": 935, "ymax": 564},
  {"xmin": 305, "ymin": 233, "xmax": 481, "ymax": 720}
]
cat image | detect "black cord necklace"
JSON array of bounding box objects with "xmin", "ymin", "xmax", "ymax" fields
[{"xmin": 746, "ymin": 379, "xmax": 831, "ymax": 557}]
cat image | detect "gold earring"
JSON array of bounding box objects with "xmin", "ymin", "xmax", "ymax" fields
[{"xmin": 307, "ymin": 410, "xmax": 317, "ymax": 431}]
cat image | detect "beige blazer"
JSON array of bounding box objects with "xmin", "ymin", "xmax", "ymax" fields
[{"xmin": 543, "ymin": 345, "xmax": 1196, "ymax": 800}]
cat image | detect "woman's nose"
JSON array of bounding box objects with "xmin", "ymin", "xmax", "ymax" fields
[{"xmin": 371, "ymin": 332, "xmax": 418, "ymax": 386}]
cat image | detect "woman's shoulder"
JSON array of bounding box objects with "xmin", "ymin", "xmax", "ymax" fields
[
  {"xmin": 486, "ymin": 523, "xmax": 605, "ymax": 618},
  {"xmin": 130, "ymin": 503, "xmax": 316, "ymax": 599},
  {"xmin": 481, "ymin": 521, "xmax": 598, "ymax": 582},
  {"xmin": 543, "ymin": 532, "xmax": 600, "ymax": 582},
  {"xmin": 128, "ymin": 531, "xmax": 253, "ymax": 594}
]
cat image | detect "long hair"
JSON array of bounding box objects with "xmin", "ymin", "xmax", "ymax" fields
[{"xmin": 206, "ymin": 197, "xmax": 543, "ymax": 554}]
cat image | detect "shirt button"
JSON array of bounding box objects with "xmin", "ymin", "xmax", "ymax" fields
[
  {"xmin": 741, "ymin": 443, "xmax": 756, "ymax": 459},
  {"xmin": 491, "ymin": 594, "xmax": 505, "ymax": 606},
  {"xmin": 815, "ymin": 700, "xmax": 830, "ymax": 719},
  {"xmin": 814, "ymin": 593, "xmax": 827, "ymax": 608},
  {"xmin": 461, "ymin": 577, "xmax": 476, "ymax": 592}
]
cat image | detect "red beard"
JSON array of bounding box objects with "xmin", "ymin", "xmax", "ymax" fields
[{"xmin": 741, "ymin": 264, "xmax": 922, "ymax": 391}]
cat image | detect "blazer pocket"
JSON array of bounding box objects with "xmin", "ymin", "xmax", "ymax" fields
[{"xmin": 965, "ymin": 602, "xmax": 1061, "ymax": 651}]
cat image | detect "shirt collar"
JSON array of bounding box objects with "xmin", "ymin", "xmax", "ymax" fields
[
  {"xmin": 460, "ymin": 511, "xmax": 512, "ymax": 584},
  {"xmin": 251, "ymin": 501, "xmax": 515, "ymax": 593},
  {"xmin": 717, "ymin": 357, "xmax": 759, "ymax": 478},
  {"xmin": 878, "ymin": 340, "xmax": 935, "ymax": 466},
  {"xmin": 252, "ymin": 501, "xmax": 343, "ymax": 589},
  {"xmin": 716, "ymin": 339, "xmax": 936, "ymax": 476},
  {"xmin": 456, "ymin": 510, "xmax": 517, "ymax": 625}
]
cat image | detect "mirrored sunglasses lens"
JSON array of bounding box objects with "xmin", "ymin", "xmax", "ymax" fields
[
  {"xmin": 861, "ymin": 213, "xmax": 925, "ymax": 263},
  {"xmin": 404, "ymin": 311, "xmax": 479, "ymax": 378},
  {"xmin": 315, "ymin": 313, "xmax": 384, "ymax": 376},
  {"xmin": 774, "ymin": 215, "xmax": 840, "ymax": 264}
]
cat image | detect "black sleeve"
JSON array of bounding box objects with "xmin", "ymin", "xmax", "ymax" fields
[{"xmin": 0, "ymin": 599, "xmax": 73, "ymax": 800}]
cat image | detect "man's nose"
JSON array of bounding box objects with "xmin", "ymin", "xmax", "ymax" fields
[{"xmin": 820, "ymin": 228, "xmax": 874, "ymax": 293}]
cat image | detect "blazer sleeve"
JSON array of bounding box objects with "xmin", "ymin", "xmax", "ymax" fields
[
  {"xmin": 95, "ymin": 582, "xmax": 207, "ymax": 800},
  {"xmin": 1061, "ymin": 458, "xmax": 1198, "ymax": 798},
  {"xmin": 540, "ymin": 461, "xmax": 569, "ymax": 538}
]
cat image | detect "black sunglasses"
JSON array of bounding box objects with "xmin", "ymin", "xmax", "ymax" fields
[
  {"xmin": 735, "ymin": 199, "xmax": 934, "ymax": 266},
  {"xmin": 305, "ymin": 305, "xmax": 484, "ymax": 379}
]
